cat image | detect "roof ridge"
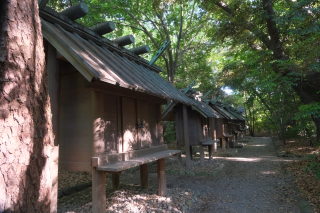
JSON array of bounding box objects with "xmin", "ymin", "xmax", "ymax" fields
[{"xmin": 40, "ymin": 6, "xmax": 163, "ymax": 73}]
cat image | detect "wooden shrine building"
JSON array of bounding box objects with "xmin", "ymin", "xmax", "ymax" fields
[
  {"xmin": 38, "ymin": 3, "xmax": 196, "ymax": 212},
  {"xmin": 207, "ymin": 100, "xmax": 240, "ymax": 149},
  {"xmin": 162, "ymin": 88, "xmax": 224, "ymax": 168}
]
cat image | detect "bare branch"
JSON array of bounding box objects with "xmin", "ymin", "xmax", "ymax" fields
[{"xmin": 181, "ymin": 1, "xmax": 196, "ymax": 38}]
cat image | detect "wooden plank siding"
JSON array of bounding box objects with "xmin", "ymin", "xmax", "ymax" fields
[{"xmin": 58, "ymin": 64, "xmax": 165, "ymax": 172}]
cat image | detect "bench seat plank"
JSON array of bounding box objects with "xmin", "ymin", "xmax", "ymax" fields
[
  {"xmin": 200, "ymin": 139, "xmax": 220, "ymax": 146},
  {"xmin": 97, "ymin": 150, "xmax": 180, "ymax": 172}
]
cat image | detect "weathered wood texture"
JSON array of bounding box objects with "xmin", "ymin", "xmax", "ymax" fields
[
  {"xmin": 183, "ymin": 105, "xmax": 191, "ymax": 169},
  {"xmin": 157, "ymin": 158, "xmax": 167, "ymax": 196},
  {"xmin": 92, "ymin": 168, "xmax": 106, "ymax": 213},
  {"xmin": 59, "ymin": 71, "xmax": 93, "ymax": 171},
  {"xmin": 0, "ymin": 1, "xmax": 54, "ymax": 211},
  {"xmin": 112, "ymin": 174, "xmax": 120, "ymax": 190},
  {"xmin": 46, "ymin": 42, "xmax": 60, "ymax": 212},
  {"xmin": 140, "ymin": 163, "xmax": 149, "ymax": 189}
]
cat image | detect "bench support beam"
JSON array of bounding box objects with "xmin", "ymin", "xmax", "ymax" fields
[
  {"xmin": 112, "ymin": 174, "xmax": 120, "ymax": 190},
  {"xmin": 176, "ymin": 144, "xmax": 182, "ymax": 165},
  {"xmin": 92, "ymin": 168, "xmax": 106, "ymax": 213},
  {"xmin": 221, "ymin": 137, "xmax": 226, "ymax": 150},
  {"xmin": 140, "ymin": 163, "xmax": 149, "ymax": 189},
  {"xmin": 209, "ymin": 145, "xmax": 213, "ymax": 160},
  {"xmin": 199, "ymin": 145, "xmax": 205, "ymax": 167},
  {"xmin": 157, "ymin": 158, "xmax": 167, "ymax": 196}
]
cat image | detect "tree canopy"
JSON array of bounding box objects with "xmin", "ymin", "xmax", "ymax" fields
[{"xmin": 47, "ymin": 0, "xmax": 320, "ymax": 142}]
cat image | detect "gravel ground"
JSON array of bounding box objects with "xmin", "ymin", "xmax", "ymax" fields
[
  {"xmin": 57, "ymin": 137, "xmax": 303, "ymax": 212},
  {"xmin": 183, "ymin": 137, "xmax": 302, "ymax": 212}
]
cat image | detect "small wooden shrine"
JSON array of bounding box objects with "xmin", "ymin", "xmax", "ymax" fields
[
  {"xmin": 162, "ymin": 85, "xmax": 224, "ymax": 168},
  {"xmin": 207, "ymin": 100, "xmax": 239, "ymax": 149},
  {"xmin": 38, "ymin": 2, "xmax": 196, "ymax": 212}
]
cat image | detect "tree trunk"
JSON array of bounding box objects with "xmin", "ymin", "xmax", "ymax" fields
[{"xmin": 0, "ymin": 0, "xmax": 54, "ymax": 212}]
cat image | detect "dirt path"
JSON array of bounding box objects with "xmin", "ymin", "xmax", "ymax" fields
[
  {"xmin": 57, "ymin": 137, "xmax": 304, "ymax": 212},
  {"xmin": 172, "ymin": 137, "xmax": 302, "ymax": 213}
]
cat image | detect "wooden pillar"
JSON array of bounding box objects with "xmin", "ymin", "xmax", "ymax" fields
[
  {"xmin": 222, "ymin": 137, "xmax": 226, "ymax": 151},
  {"xmin": 112, "ymin": 174, "xmax": 120, "ymax": 190},
  {"xmin": 157, "ymin": 158, "xmax": 167, "ymax": 196},
  {"xmin": 140, "ymin": 163, "xmax": 149, "ymax": 189},
  {"xmin": 208, "ymin": 145, "xmax": 213, "ymax": 159},
  {"xmin": 190, "ymin": 146, "xmax": 193, "ymax": 160},
  {"xmin": 47, "ymin": 43, "xmax": 60, "ymax": 213},
  {"xmin": 175, "ymin": 112, "xmax": 182, "ymax": 165},
  {"xmin": 92, "ymin": 168, "xmax": 106, "ymax": 213},
  {"xmin": 199, "ymin": 145, "xmax": 205, "ymax": 166},
  {"xmin": 182, "ymin": 105, "xmax": 191, "ymax": 169},
  {"xmin": 176, "ymin": 144, "xmax": 182, "ymax": 165},
  {"xmin": 214, "ymin": 143, "xmax": 217, "ymax": 152}
]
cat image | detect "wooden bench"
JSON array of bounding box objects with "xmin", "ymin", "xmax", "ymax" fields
[
  {"xmin": 91, "ymin": 145, "xmax": 180, "ymax": 213},
  {"xmin": 197, "ymin": 138, "xmax": 220, "ymax": 166}
]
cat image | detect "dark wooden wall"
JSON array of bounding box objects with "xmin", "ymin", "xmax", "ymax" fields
[
  {"xmin": 58, "ymin": 65, "xmax": 163, "ymax": 172},
  {"xmin": 59, "ymin": 66, "xmax": 93, "ymax": 171}
]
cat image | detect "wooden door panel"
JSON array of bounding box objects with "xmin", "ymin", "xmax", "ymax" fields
[
  {"xmin": 149, "ymin": 104, "xmax": 158, "ymax": 146},
  {"xmin": 103, "ymin": 97, "xmax": 118, "ymax": 154},
  {"xmin": 122, "ymin": 97, "xmax": 137, "ymax": 151},
  {"xmin": 137, "ymin": 100, "xmax": 152, "ymax": 148},
  {"xmin": 188, "ymin": 110, "xmax": 199, "ymax": 145}
]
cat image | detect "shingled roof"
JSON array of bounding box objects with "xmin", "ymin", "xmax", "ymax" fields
[
  {"xmin": 40, "ymin": 7, "xmax": 194, "ymax": 105},
  {"xmin": 162, "ymin": 97, "xmax": 224, "ymax": 121}
]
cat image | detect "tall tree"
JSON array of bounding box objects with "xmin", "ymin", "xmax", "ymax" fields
[
  {"xmin": 202, "ymin": 0, "xmax": 320, "ymax": 140},
  {"xmin": 0, "ymin": 0, "xmax": 54, "ymax": 211}
]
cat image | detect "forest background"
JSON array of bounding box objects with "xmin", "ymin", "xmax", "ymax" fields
[{"xmin": 47, "ymin": 0, "xmax": 320, "ymax": 145}]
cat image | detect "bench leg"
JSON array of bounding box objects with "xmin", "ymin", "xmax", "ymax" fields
[
  {"xmin": 199, "ymin": 145, "xmax": 205, "ymax": 167},
  {"xmin": 190, "ymin": 146, "xmax": 193, "ymax": 160},
  {"xmin": 185, "ymin": 146, "xmax": 192, "ymax": 169},
  {"xmin": 157, "ymin": 158, "xmax": 167, "ymax": 196},
  {"xmin": 140, "ymin": 163, "xmax": 149, "ymax": 189},
  {"xmin": 214, "ymin": 143, "xmax": 217, "ymax": 153},
  {"xmin": 208, "ymin": 145, "xmax": 213, "ymax": 160},
  {"xmin": 112, "ymin": 174, "xmax": 120, "ymax": 190},
  {"xmin": 176, "ymin": 144, "xmax": 182, "ymax": 165},
  {"xmin": 225, "ymin": 138, "xmax": 230, "ymax": 149},
  {"xmin": 92, "ymin": 168, "xmax": 106, "ymax": 213},
  {"xmin": 222, "ymin": 137, "xmax": 226, "ymax": 151}
]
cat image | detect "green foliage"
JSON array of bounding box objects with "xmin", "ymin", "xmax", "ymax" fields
[
  {"xmin": 163, "ymin": 121, "xmax": 176, "ymax": 144},
  {"xmin": 304, "ymin": 153, "xmax": 320, "ymax": 179}
]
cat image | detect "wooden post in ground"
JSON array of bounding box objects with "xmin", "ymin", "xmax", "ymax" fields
[
  {"xmin": 190, "ymin": 146, "xmax": 193, "ymax": 160},
  {"xmin": 214, "ymin": 143, "xmax": 217, "ymax": 152},
  {"xmin": 140, "ymin": 163, "xmax": 149, "ymax": 189},
  {"xmin": 222, "ymin": 137, "xmax": 226, "ymax": 150},
  {"xmin": 92, "ymin": 158, "xmax": 106, "ymax": 213},
  {"xmin": 176, "ymin": 144, "xmax": 182, "ymax": 165},
  {"xmin": 209, "ymin": 145, "xmax": 213, "ymax": 160},
  {"xmin": 199, "ymin": 145, "xmax": 205, "ymax": 166},
  {"xmin": 182, "ymin": 105, "xmax": 191, "ymax": 169},
  {"xmin": 157, "ymin": 158, "xmax": 167, "ymax": 196},
  {"xmin": 112, "ymin": 174, "xmax": 120, "ymax": 190}
]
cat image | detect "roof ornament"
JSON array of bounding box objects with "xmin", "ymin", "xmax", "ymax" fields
[
  {"xmin": 162, "ymin": 80, "xmax": 196, "ymax": 114},
  {"xmin": 222, "ymin": 100, "xmax": 229, "ymax": 107},
  {"xmin": 210, "ymin": 95, "xmax": 221, "ymax": 105},
  {"xmin": 90, "ymin": 22, "xmax": 115, "ymax": 36},
  {"xmin": 202, "ymin": 89, "xmax": 212, "ymax": 100},
  {"xmin": 130, "ymin": 45, "xmax": 150, "ymax": 55},
  {"xmin": 60, "ymin": 2, "xmax": 89, "ymax": 21},
  {"xmin": 113, "ymin": 35, "xmax": 135, "ymax": 47},
  {"xmin": 149, "ymin": 41, "xmax": 171, "ymax": 66}
]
